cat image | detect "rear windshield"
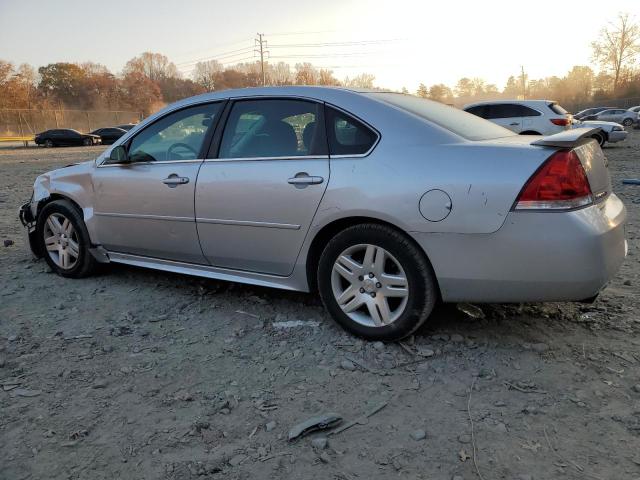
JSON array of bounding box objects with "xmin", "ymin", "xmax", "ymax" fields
[
  {"xmin": 548, "ymin": 102, "xmax": 568, "ymax": 115},
  {"xmin": 367, "ymin": 92, "xmax": 515, "ymax": 141}
]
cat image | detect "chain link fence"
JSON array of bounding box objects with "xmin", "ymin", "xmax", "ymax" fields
[{"xmin": 0, "ymin": 109, "xmax": 143, "ymax": 137}]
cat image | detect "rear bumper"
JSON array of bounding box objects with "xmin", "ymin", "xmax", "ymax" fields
[
  {"xmin": 413, "ymin": 193, "xmax": 627, "ymax": 303},
  {"xmin": 607, "ymin": 130, "xmax": 628, "ymax": 143}
]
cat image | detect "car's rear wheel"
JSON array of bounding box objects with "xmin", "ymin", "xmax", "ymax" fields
[
  {"xmin": 36, "ymin": 200, "xmax": 97, "ymax": 278},
  {"xmin": 44, "ymin": 139, "xmax": 53, "ymax": 148},
  {"xmin": 317, "ymin": 224, "xmax": 438, "ymax": 341},
  {"xmin": 83, "ymin": 138, "xmax": 93, "ymax": 146},
  {"xmin": 622, "ymin": 118, "xmax": 633, "ymax": 126},
  {"xmin": 592, "ymin": 132, "xmax": 606, "ymax": 147}
]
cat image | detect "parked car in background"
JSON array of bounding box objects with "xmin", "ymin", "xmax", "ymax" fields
[
  {"xmin": 463, "ymin": 100, "xmax": 572, "ymax": 136},
  {"xmin": 90, "ymin": 127, "xmax": 127, "ymax": 145},
  {"xmin": 34, "ymin": 129, "xmax": 101, "ymax": 148},
  {"xmin": 19, "ymin": 87, "xmax": 627, "ymax": 341},
  {"xmin": 115, "ymin": 123, "xmax": 137, "ymax": 131},
  {"xmin": 591, "ymin": 109, "xmax": 638, "ymax": 126},
  {"xmin": 627, "ymin": 106, "xmax": 640, "ymax": 114},
  {"xmin": 574, "ymin": 107, "xmax": 614, "ymax": 120},
  {"xmin": 572, "ymin": 119, "xmax": 627, "ymax": 146}
]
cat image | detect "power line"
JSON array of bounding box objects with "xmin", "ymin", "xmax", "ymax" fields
[
  {"xmin": 268, "ymin": 39, "xmax": 400, "ymax": 48},
  {"xmin": 175, "ymin": 46, "xmax": 255, "ymax": 67}
]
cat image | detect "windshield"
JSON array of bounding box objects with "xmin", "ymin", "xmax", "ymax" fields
[{"xmin": 367, "ymin": 92, "xmax": 515, "ymax": 141}]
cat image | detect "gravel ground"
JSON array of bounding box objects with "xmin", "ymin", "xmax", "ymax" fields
[{"xmin": 0, "ymin": 135, "xmax": 639, "ymax": 480}]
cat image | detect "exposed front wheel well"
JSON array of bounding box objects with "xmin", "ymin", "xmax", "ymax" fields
[
  {"xmin": 37, "ymin": 194, "xmax": 84, "ymax": 220},
  {"xmin": 519, "ymin": 130, "xmax": 542, "ymax": 135},
  {"xmin": 305, "ymin": 216, "xmax": 441, "ymax": 299}
]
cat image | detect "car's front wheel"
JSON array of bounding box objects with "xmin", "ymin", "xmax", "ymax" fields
[
  {"xmin": 83, "ymin": 138, "xmax": 93, "ymax": 146},
  {"xmin": 622, "ymin": 118, "xmax": 633, "ymax": 127},
  {"xmin": 317, "ymin": 224, "xmax": 438, "ymax": 341},
  {"xmin": 36, "ymin": 200, "xmax": 97, "ymax": 278},
  {"xmin": 44, "ymin": 139, "xmax": 53, "ymax": 148}
]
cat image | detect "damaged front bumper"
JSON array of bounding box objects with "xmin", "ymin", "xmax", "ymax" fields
[{"xmin": 19, "ymin": 198, "xmax": 42, "ymax": 258}]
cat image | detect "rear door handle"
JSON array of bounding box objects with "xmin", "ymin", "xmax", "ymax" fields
[
  {"xmin": 163, "ymin": 175, "xmax": 190, "ymax": 187},
  {"xmin": 288, "ymin": 174, "xmax": 324, "ymax": 185}
]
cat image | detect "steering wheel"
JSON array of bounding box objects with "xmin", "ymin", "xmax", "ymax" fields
[{"xmin": 167, "ymin": 142, "xmax": 198, "ymax": 160}]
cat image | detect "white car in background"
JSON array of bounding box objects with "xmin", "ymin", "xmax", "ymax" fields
[
  {"xmin": 464, "ymin": 99, "xmax": 627, "ymax": 146},
  {"xmin": 573, "ymin": 119, "xmax": 627, "ymax": 146},
  {"xmin": 463, "ymin": 100, "xmax": 572, "ymax": 136}
]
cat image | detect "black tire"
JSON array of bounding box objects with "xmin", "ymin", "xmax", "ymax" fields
[
  {"xmin": 317, "ymin": 224, "xmax": 438, "ymax": 341},
  {"xmin": 36, "ymin": 199, "xmax": 97, "ymax": 278},
  {"xmin": 592, "ymin": 133, "xmax": 606, "ymax": 147},
  {"xmin": 83, "ymin": 138, "xmax": 93, "ymax": 146},
  {"xmin": 44, "ymin": 139, "xmax": 54, "ymax": 148},
  {"xmin": 622, "ymin": 118, "xmax": 633, "ymax": 126}
]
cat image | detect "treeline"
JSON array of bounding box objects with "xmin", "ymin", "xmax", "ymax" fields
[
  {"xmin": 1, "ymin": 11, "xmax": 638, "ymax": 117},
  {"xmin": 0, "ymin": 52, "xmax": 376, "ymax": 116},
  {"xmin": 416, "ymin": 65, "xmax": 640, "ymax": 109}
]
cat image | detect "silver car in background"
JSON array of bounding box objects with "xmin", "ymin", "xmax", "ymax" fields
[
  {"xmin": 592, "ymin": 108, "xmax": 638, "ymax": 126},
  {"xmin": 19, "ymin": 87, "xmax": 627, "ymax": 341}
]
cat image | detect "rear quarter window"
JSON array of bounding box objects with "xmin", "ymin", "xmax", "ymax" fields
[
  {"xmin": 548, "ymin": 103, "xmax": 568, "ymax": 115},
  {"xmin": 370, "ymin": 93, "xmax": 514, "ymax": 141}
]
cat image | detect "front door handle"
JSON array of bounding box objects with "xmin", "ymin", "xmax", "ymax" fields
[
  {"xmin": 509, "ymin": 122, "xmax": 520, "ymax": 126},
  {"xmin": 288, "ymin": 174, "xmax": 324, "ymax": 186},
  {"xmin": 163, "ymin": 174, "xmax": 190, "ymax": 187}
]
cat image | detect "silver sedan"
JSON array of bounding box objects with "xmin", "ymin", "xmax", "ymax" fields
[{"xmin": 19, "ymin": 87, "xmax": 627, "ymax": 340}]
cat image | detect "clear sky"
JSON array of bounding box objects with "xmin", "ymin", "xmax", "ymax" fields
[{"xmin": 1, "ymin": 0, "xmax": 639, "ymax": 91}]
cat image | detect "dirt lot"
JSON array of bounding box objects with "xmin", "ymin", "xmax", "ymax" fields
[{"xmin": 1, "ymin": 135, "xmax": 639, "ymax": 480}]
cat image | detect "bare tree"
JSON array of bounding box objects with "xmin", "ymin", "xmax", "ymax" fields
[
  {"xmin": 192, "ymin": 60, "xmax": 223, "ymax": 91},
  {"xmin": 591, "ymin": 12, "xmax": 640, "ymax": 91},
  {"xmin": 344, "ymin": 73, "xmax": 375, "ymax": 89},
  {"xmin": 269, "ymin": 62, "xmax": 292, "ymax": 86}
]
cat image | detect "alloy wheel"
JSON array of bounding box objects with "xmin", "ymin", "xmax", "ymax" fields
[
  {"xmin": 331, "ymin": 243, "xmax": 409, "ymax": 327},
  {"xmin": 43, "ymin": 213, "xmax": 80, "ymax": 270}
]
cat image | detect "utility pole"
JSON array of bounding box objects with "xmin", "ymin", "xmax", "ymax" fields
[
  {"xmin": 520, "ymin": 65, "xmax": 527, "ymax": 100},
  {"xmin": 255, "ymin": 33, "xmax": 268, "ymax": 86}
]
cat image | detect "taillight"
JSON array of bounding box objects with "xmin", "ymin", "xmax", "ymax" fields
[
  {"xmin": 550, "ymin": 118, "xmax": 570, "ymax": 126},
  {"xmin": 514, "ymin": 150, "xmax": 592, "ymax": 210}
]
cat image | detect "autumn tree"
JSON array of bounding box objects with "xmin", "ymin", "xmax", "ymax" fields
[
  {"xmin": 295, "ymin": 63, "xmax": 319, "ymax": 85},
  {"xmin": 38, "ymin": 63, "xmax": 87, "ymax": 106},
  {"xmin": 416, "ymin": 83, "xmax": 429, "ymax": 98},
  {"xmin": 318, "ymin": 69, "xmax": 340, "ymax": 86},
  {"xmin": 591, "ymin": 12, "xmax": 640, "ymax": 92},
  {"xmin": 428, "ymin": 84, "xmax": 453, "ymax": 103},
  {"xmin": 123, "ymin": 52, "xmax": 179, "ymax": 82},
  {"xmin": 454, "ymin": 77, "xmax": 474, "ymax": 97}
]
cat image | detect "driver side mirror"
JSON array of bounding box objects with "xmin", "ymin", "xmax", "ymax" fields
[{"xmin": 108, "ymin": 145, "xmax": 129, "ymax": 164}]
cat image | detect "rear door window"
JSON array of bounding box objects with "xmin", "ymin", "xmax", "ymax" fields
[
  {"xmin": 325, "ymin": 107, "xmax": 378, "ymax": 156},
  {"xmin": 219, "ymin": 99, "xmax": 326, "ymax": 158}
]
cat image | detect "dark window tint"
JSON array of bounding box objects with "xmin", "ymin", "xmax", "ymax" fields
[
  {"xmin": 128, "ymin": 102, "xmax": 221, "ymax": 162},
  {"xmin": 465, "ymin": 105, "xmax": 487, "ymax": 118},
  {"xmin": 325, "ymin": 107, "xmax": 377, "ymax": 156},
  {"xmin": 548, "ymin": 103, "xmax": 568, "ymax": 115},
  {"xmin": 482, "ymin": 104, "xmax": 539, "ymax": 119},
  {"xmin": 219, "ymin": 99, "xmax": 325, "ymax": 158}
]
